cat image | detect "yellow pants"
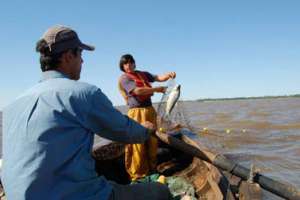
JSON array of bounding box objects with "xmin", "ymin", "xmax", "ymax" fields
[{"xmin": 125, "ymin": 106, "xmax": 158, "ymax": 180}]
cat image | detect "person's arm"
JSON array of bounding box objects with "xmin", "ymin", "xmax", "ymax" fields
[
  {"xmin": 128, "ymin": 71, "xmax": 167, "ymax": 95},
  {"xmin": 132, "ymin": 86, "xmax": 166, "ymax": 95},
  {"xmin": 155, "ymin": 72, "xmax": 176, "ymax": 82},
  {"xmin": 82, "ymin": 87, "xmax": 151, "ymax": 143}
]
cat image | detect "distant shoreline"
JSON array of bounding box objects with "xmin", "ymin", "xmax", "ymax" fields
[
  {"xmin": 1, "ymin": 95, "xmax": 299, "ymax": 111},
  {"xmin": 113, "ymin": 94, "xmax": 300, "ymax": 107},
  {"xmin": 195, "ymin": 94, "xmax": 300, "ymax": 102}
]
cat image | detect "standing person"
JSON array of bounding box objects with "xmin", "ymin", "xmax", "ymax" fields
[
  {"xmin": 118, "ymin": 54, "xmax": 176, "ymax": 180},
  {"xmin": 2, "ymin": 26, "xmax": 171, "ymax": 200}
]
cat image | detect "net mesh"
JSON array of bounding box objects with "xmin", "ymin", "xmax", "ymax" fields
[{"xmin": 156, "ymin": 79, "xmax": 195, "ymax": 132}]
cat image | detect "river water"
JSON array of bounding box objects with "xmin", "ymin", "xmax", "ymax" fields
[
  {"xmin": 1, "ymin": 97, "xmax": 299, "ymax": 199},
  {"xmin": 178, "ymin": 97, "xmax": 300, "ymax": 199}
]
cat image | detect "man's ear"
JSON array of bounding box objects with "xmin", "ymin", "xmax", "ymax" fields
[{"xmin": 62, "ymin": 50, "xmax": 73, "ymax": 64}]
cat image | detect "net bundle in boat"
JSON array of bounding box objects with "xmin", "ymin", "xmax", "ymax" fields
[{"xmin": 92, "ymin": 142, "xmax": 125, "ymax": 161}]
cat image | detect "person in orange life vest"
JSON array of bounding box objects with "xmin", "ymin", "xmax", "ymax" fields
[{"xmin": 118, "ymin": 54, "xmax": 176, "ymax": 180}]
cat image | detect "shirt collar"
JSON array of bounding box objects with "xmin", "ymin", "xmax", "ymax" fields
[{"xmin": 40, "ymin": 70, "xmax": 70, "ymax": 82}]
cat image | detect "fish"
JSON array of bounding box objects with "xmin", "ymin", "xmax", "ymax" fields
[{"xmin": 164, "ymin": 84, "xmax": 181, "ymax": 117}]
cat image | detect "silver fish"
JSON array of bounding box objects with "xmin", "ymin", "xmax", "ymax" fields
[{"xmin": 165, "ymin": 84, "xmax": 181, "ymax": 117}]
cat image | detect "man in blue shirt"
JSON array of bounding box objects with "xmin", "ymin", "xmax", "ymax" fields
[{"xmin": 2, "ymin": 25, "xmax": 171, "ymax": 200}]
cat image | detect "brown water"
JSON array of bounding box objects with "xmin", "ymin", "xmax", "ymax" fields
[
  {"xmin": 1, "ymin": 97, "xmax": 299, "ymax": 199},
  {"xmin": 178, "ymin": 97, "xmax": 300, "ymax": 199}
]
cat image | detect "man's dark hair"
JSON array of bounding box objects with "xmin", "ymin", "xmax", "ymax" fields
[
  {"xmin": 36, "ymin": 39, "xmax": 80, "ymax": 72},
  {"xmin": 119, "ymin": 54, "xmax": 135, "ymax": 72}
]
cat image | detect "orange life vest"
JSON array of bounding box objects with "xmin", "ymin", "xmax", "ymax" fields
[{"xmin": 123, "ymin": 71, "xmax": 153, "ymax": 103}]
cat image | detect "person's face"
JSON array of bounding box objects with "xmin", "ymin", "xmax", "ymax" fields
[
  {"xmin": 68, "ymin": 49, "xmax": 83, "ymax": 80},
  {"xmin": 123, "ymin": 62, "xmax": 135, "ymax": 73}
]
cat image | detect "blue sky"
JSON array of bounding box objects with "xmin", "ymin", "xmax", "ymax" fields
[{"xmin": 0, "ymin": 0, "xmax": 300, "ymax": 110}]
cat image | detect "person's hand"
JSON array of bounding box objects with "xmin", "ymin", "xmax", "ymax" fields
[
  {"xmin": 154, "ymin": 86, "xmax": 167, "ymax": 93},
  {"xmin": 167, "ymin": 72, "xmax": 176, "ymax": 79},
  {"xmin": 141, "ymin": 121, "xmax": 157, "ymax": 138},
  {"xmin": 141, "ymin": 121, "xmax": 155, "ymax": 130}
]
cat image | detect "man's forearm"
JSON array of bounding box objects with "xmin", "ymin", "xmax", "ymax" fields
[
  {"xmin": 155, "ymin": 74, "xmax": 169, "ymax": 82},
  {"xmin": 133, "ymin": 87, "xmax": 156, "ymax": 95}
]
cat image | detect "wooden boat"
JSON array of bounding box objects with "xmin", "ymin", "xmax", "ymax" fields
[
  {"xmin": 0, "ymin": 130, "xmax": 297, "ymax": 199},
  {"xmin": 92, "ymin": 132, "xmax": 262, "ymax": 200},
  {"xmin": 0, "ymin": 131, "xmax": 264, "ymax": 200},
  {"xmin": 1, "ymin": 130, "xmax": 298, "ymax": 199}
]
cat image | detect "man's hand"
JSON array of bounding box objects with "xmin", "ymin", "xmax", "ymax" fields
[
  {"xmin": 141, "ymin": 121, "xmax": 155, "ymax": 130},
  {"xmin": 141, "ymin": 121, "xmax": 157, "ymax": 138},
  {"xmin": 167, "ymin": 72, "xmax": 176, "ymax": 79},
  {"xmin": 154, "ymin": 86, "xmax": 167, "ymax": 93}
]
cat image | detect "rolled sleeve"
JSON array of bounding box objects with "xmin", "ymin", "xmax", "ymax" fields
[
  {"xmin": 143, "ymin": 71, "xmax": 156, "ymax": 82},
  {"xmin": 120, "ymin": 76, "xmax": 136, "ymax": 95},
  {"xmin": 84, "ymin": 87, "xmax": 149, "ymax": 143}
]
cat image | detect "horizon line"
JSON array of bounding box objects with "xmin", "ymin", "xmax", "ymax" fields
[{"xmin": 113, "ymin": 93, "xmax": 300, "ymax": 107}]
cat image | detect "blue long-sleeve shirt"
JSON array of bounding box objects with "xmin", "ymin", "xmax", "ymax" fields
[{"xmin": 2, "ymin": 70, "xmax": 150, "ymax": 200}]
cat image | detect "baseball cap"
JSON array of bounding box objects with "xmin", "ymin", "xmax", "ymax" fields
[{"xmin": 42, "ymin": 25, "xmax": 95, "ymax": 54}]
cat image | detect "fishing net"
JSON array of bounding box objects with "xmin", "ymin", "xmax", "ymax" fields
[
  {"xmin": 166, "ymin": 176, "xmax": 197, "ymax": 200},
  {"xmin": 156, "ymin": 79, "xmax": 194, "ymax": 133}
]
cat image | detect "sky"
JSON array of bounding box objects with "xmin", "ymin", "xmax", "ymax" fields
[{"xmin": 0, "ymin": 0, "xmax": 300, "ymax": 110}]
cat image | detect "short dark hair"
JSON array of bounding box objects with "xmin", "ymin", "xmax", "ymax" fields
[
  {"xmin": 36, "ymin": 39, "xmax": 80, "ymax": 72},
  {"xmin": 119, "ymin": 54, "xmax": 135, "ymax": 72}
]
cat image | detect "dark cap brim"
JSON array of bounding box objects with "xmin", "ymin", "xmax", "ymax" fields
[{"xmin": 79, "ymin": 42, "xmax": 95, "ymax": 51}]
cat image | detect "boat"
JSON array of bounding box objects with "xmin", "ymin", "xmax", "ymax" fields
[
  {"xmin": 1, "ymin": 128, "xmax": 298, "ymax": 199},
  {"xmin": 92, "ymin": 131, "xmax": 262, "ymax": 200},
  {"xmin": 3, "ymin": 128, "xmax": 298, "ymax": 199}
]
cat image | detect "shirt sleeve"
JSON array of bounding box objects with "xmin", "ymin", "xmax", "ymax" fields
[
  {"xmin": 82, "ymin": 87, "xmax": 150, "ymax": 143},
  {"xmin": 143, "ymin": 71, "xmax": 156, "ymax": 82},
  {"xmin": 120, "ymin": 75, "xmax": 136, "ymax": 95}
]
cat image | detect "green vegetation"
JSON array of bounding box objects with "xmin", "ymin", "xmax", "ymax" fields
[{"xmin": 196, "ymin": 94, "xmax": 300, "ymax": 102}]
